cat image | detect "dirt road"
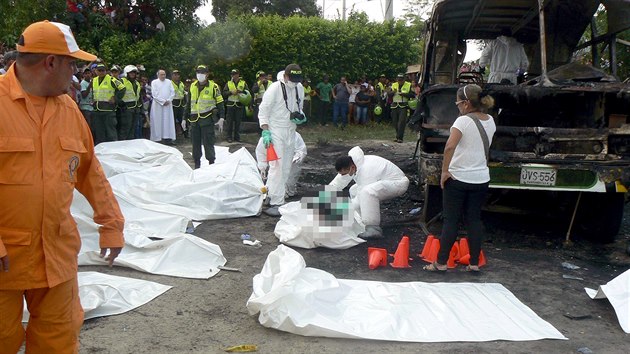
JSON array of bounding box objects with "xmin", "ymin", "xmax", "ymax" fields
[{"xmin": 80, "ymin": 138, "xmax": 630, "ymax": 353}]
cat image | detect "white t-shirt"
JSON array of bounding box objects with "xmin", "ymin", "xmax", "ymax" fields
[{"xmin": 448, "ymin": 114, "xmax": 496, "ymax": 184}]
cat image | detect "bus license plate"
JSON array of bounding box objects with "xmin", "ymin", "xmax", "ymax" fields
[{"xmin": 520, "ymin": 167, "xmax": 557, "ymax": 186}]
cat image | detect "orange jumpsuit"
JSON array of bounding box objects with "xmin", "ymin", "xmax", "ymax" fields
[{"xmin": 0, "ymin": 66, "xmax": 125, "ymax": 353}]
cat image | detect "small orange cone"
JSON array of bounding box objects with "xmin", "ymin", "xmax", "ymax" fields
[
  {"xmin": 390, "ymin": 235, "xmax": 412, "ymax": 268},
  {"xmin": 422, "ymin": 238, "xmax": 440, "ymax": 263},
  {"xmin": 478, "ymin": 250, "xmax": 487, "ymax": 267},
  {"xmin": 367, "ymin": 247, "xmax": 388, "ymax": 270},
  {"xmin": 458, "ymin": 238, "xmax": 470, "ymax": 260},
  {"xmin": 267, "ymin": 143, "xmax": 279, "ymax": 161},
  {"xmin": 447, "ymin": 242, "xmax": 460, "ymax": 268},
  {"xmin": 419, "ymin": 234, "xmax": 435, "ymax": 259}
]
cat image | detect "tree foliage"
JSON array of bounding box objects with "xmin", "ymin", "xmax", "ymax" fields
[
  {"xmin": 211, "ymin": 0, "xmax": 319, "ymax": 22},
  {"xmin": 577, "ymin": 7, "xmax": 630, "ymax": 80},
  {"xmin": 191, "ymin": 14, "xmax": 423, "ymax": 85}
]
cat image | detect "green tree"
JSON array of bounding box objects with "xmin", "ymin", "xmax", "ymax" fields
[
  {"xmin": 211, "ymin": 0, "xmax": 319, "ymax": 22},
  {"xmin": 577, "ymin": 7, "xmax": 630, "ymax": 80}
]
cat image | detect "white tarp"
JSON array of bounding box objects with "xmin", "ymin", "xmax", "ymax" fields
[
  {"xmin": 274, "ymin": 200, "xmax": 366, "ymax": 250},
  {"xmin": 585, "ymin": 268, "xmax": 630, "ymax": 333},
  {"xmin": 74, "ymin": 140, "xmax": 267, "ymax": 278},
  {"xmin": 24, "ymin": 272, "xmax": 171, "ymax": 321},
  {"xmin": 247, "ymin": 245, "xmax": 568, "ymax": 342},
  {"xmin": 94, "ymin": 140, "xmax": 265, "ymax": 221}
]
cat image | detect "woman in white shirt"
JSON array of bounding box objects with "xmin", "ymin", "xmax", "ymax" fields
[{"xmin": 424, "ymin": 84, "xmax": 496, "ymax": 272}]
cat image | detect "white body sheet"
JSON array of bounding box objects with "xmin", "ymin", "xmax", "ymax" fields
[
  {"xmin": 24, "ymin": 272, "xmax": 171, "ymax": 321},
  {"xmin": 247, "ymin": 245, "xmax": 568, "ymax": 342},
  {"xmin": 76, "ymin": 140, "xmax": 264, "ymax": 278},
  {"xmin": 274, "ymin": 201, "xmax": 365, "ymax": 249},
  {"xmin": 585, "ymin": 269, "xmax": 630, "ymax": 333}
]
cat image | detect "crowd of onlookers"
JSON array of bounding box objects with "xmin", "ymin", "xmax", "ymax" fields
[
  {"xmin": 66, "ymin": 0, "xmax": 165, "ymax": 39},
  {"xmin": 1, "ymin": 49, "xmax": 422, "ymax": 143}
]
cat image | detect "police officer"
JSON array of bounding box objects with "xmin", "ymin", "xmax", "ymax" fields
[
  {"xmin": 119, "ymin": 65, "xmax": 142, "ymax": 140},
  {"xmin": 188, "ymin": 65, "xmax": 225, "ymax": 169},
  {"xmin": 375, "ymin": 74, "xmax": 389, "ymax": 123},
  {"xmin": 389, "ymin": 73, "xmax": 414, "ymax": 143},
  {"xmin": 222, "ymin": 68, "xmax": 249, "ymax": 142},
  {"xmin": 251, "ymin": 70, "xmax": 270, "ymax": 122},
  {"xmin": 171, "ymin": 69, "xmax": 187, "ymax": 138},
  {"xmin": 302, "ymin": 78, "xmax": 314, "ymax": 121},
  {"xmin": 91, "ymin": 63, "xmax": 126, "ymax": 144}
]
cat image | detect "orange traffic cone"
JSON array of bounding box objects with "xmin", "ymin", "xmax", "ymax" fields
[
  {"xmin": 390, "ymin": 236, "xmax": 412, "ymax": 268},
  {"xmin": 419, "ymin": 234, "xmax": 435, "ymax": 259},
  {"xmin": 458, "ymin": 238, "xmax": 470, "ymax": 260},
  {"xmin": 422, "ymin": 238, "xmax": 440, "ymax": 263},
  {"xmin": 478, "ymin": 250, "xmax": 487, "ymax": 267},
  {"xmin": 447, "ymin": 242, "xmax": 460, "ymax": 268},
  {"xmin": 267, "ymin": 143, "xmax": 279, "ymax": 162},
  {"xmin": 368, "ymin": 247, "xmax": 388, "ymax": 270}
]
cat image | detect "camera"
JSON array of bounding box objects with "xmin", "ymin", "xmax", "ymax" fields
[{"xmin": 290, "ymin": 111, "xmax": 305, "ymax": 120}]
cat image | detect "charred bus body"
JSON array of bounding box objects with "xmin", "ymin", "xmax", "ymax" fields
[{"xmin": 413, "ymin": 0, "xmax": 630, "ymax": 242}]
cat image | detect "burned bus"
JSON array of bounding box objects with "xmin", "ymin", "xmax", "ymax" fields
[{"xmin": 412, "ymin": 0, "xmax": 630, "ymax": 242}]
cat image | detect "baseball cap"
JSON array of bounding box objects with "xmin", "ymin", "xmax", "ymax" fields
[
  {"xmin": 284, "ymin": 64, "xmax": 303, "ymax": 83},
  {"xmin": 95, "ymin": 63, "xmax": 106, "ymax": 70},
  {"xmin": 361, "ymin": 83, "xmax": 369, "ymax": 88},
  {"xmin": 172, "ymin": 69, "xmax": 180, "ymax": 74},
  {"xmin": 111, "ymin": 65, "xmax": 120, "ymax": 72},
  {"xmin": 196, "ymin": 65, "xmax": 208, "ymax": 72},
  {"xmin": 17, "ymin": 21, "xmax": 96, "ymax": 61},
  {"xmin": 256, "ymin": 70, "xmax": 265, "ymax": 77},
  {"xmin": 231, "ymin": 69, "xmax": 239, "ymax": 74},
  {"xmin": 379, "ymin": 74, "xmax": 386, "ymax": 77},
  {"xmin": 396, "ymin": 73, "xmax": 405, "ymax": 79}
]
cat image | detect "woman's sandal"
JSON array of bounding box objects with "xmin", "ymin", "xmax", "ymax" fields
[
  {"xmin": 465, "ymin": 265, "xmax": 480, "ymax": 272},
  {"xmin": 423, "ymin": 262, "xmax": 447, "ymax": 272}
]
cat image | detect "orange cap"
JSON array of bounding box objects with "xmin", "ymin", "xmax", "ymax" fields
[{"xmin": 16, "ymin": 21, "xmax": 97, "ymax": 61}]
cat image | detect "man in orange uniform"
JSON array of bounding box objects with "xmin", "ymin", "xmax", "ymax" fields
[{"xmin": 0, "ymin": 21, "xmax": 125, "ymax": 353}]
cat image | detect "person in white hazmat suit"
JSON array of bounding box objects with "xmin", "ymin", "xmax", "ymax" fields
[
  {"xmin": 329, "ymin": 146, "xmax": 409, "ymax": 239},
  {"xmin": 479, "ymin": 29, "xmax": 529, "ymax": 84},
  {"xmin": 259, "ymin": 64, "xmax": 307, "ymax": 216},
  {"xmin": 256, "ymin": 131, "xmax": 307, "ymax": 198}
]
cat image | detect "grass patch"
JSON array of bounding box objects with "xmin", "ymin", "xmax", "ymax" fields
[
  {"xmin": 237, "ymin": 121, "xmax": 398, "ymax": 146},
  {"xmin": 297, "ymin": 122, "xmax": 395, "ymax": 145}
]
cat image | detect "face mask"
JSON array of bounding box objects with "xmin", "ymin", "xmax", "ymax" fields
[
  {"xmin": 196, "ymin": 74, "xmax": 206, "ymax": 82},
  {"xmin": 285, "ymin": 81, "xmax": 297, "ymax": 89}
]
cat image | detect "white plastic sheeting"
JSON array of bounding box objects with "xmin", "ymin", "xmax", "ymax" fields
[
  {"xmin": 247, "ymin": 245, "xmax": 568, "ymax": 342},
  {"xmin": 74, "ymin": 140, "xmax": 266, "ymax": 278},
  {"xmin": 24, "ymin": 272, "xmax": 171, "ymax": 321},
  {"xmin": 274, "ymin": 201, "xmax": 365, "ymax": 249},
  {"xmin": 94, "ymin": 140, "xmax": 264, "ymax": 221},
  {"xmin": 585, "ymin": 269, "xmax": 630, "ymax": 333}
]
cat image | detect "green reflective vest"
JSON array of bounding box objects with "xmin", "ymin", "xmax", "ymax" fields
[
  {"xmin": 190, "ymin": 80, "xmax": 223, "ymax": 121},
  {"xmin": 303, "ymin": 85, "xmax": 312, "ymax": 101},
  {"xmin": 172, "ymin": 80, "xmax": 185, "ymax": 106},
  {"xmin": 227, "ymin": 79, "xmax": 246, "ymax": 103},
  {"xmin": 254, "ymin": 80, "xmax": 269, "ymax": 101},
  {"xmin": 92, "ymin": 75, "xmax": 123, "ymax": 111},
  {"xmin": 121, "ymin": 78, "xmax": 141, "ymax": 108},
  {"xmin": 391, "ymin": 81, "xmax": 412, "ymax": 106}
]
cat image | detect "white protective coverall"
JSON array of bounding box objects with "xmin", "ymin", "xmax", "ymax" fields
[
  {"xmin": 256, "ymin": 131, "xmax": 307, "ymax": 197},
  {"xmin": 329, "ymin": 146, "xmax": 409, "ymax": 226},
  {"xmin": 479, "ymin": 35, "xmax": 529, "ymax": 84},
  {"xmin": 258, "ymin": 71, "xmax": 305, "ymax": 206}
]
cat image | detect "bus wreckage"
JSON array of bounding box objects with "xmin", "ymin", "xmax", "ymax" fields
[{"xmin": 411, "ymin": 0, "xmax": 630, "ymax": 242}]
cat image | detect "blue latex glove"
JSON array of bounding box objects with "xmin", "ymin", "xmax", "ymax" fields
[{"xmin": 262, "ymin": 130, "xmax": 272, "ymax": 148}]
